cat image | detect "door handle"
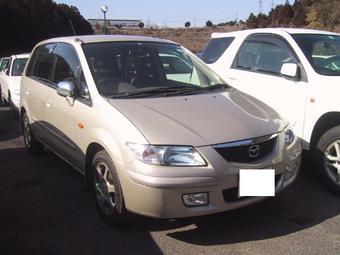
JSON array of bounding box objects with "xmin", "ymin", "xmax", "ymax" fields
[{"xmin": 227, "ymin": 76, "xmax": 237, "ymax": 80}]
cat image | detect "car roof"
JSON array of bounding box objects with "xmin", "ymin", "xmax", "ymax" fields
[
  {"xmin": 211, "ymin": 28, "xmax": 340, "ymax": 38},
  {"xmin": 10, "ymin": 53, "xmax": 30, "ymax": 59},
  {"xmin": 37, "ymin": 35, "xmax": 177, "ymax": 46}
]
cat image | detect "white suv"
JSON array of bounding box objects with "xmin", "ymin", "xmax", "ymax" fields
[
  {"xmin": 201, "ymin": 28, "xmax": 340, "ymax": 194},
  {"xmin": 0, "ymin": 53, "xmax": 30, "ymax": 112}
]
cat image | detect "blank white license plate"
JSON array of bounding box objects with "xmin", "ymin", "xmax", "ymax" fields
[{"xmin": 239, "ymin": 169, "xmax": 275, "ymax": 197}]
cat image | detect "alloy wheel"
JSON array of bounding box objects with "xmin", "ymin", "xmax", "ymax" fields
[
  {"xmin": 23, "ymin": 115, "xmax": 32, "ymax": 148},
  {"xmin": 94, "ymin": 161, "xmax": 116, "ymax": 215},
  {"xmin": 324, "ymin": 139, "xmax": 340, "ymax": 185}
]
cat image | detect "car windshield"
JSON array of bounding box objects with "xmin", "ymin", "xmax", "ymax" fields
[
  {"xmin": 82, "ymin": 41, "xmax": 226, "ymax": 98},
  {"xmin": 292, "ymin": 34, "xmax": 340, "ymax": 76},
  {"xmin": 0, "ymin": 58, "xmax": 9, "ymax": 72},
  {"xmin": 11, "ymin": 58, "xmax": 28, "ymax": 76}
]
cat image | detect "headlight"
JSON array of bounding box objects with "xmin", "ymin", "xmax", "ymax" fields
[
  {"xmin": 284, "ymin": 128, "xmax": 295, "ymax": 145},
  {"xmin": 126, "ymin": 143, "xmax": 206, "ymax": 166}
]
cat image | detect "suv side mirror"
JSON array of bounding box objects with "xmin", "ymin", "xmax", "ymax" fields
[
  {"xmin": 280, "ymin": 63, "xmax": 299, "ymax": 79},
  {"xmin": 5, "ymin": 68, "xmax": 9, "ymax": 76},
  {"xmin": 57, "ymin": 80, "xmax": 76, "ymax": 106},
  {"xmin": 57, "ymin": 80, "xmax": 75, "ymax": 97}
]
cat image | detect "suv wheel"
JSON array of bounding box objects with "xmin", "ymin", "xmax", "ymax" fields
[
  {"xmin": 21, "ymin": 112, "xmax": 44, "ymax": 154},
  {"xmin": 91, "ymin": 150, "xmax": 129, "ymax": 225},
  {"xmin": 315, "ymin": 126, "xmax": 340, "ymax": 195}
]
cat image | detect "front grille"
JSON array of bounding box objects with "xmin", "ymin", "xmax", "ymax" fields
[
  {"xmin": 223, "ymin": 174, "xmax": 282, "ymax": 202},
  {"xmin": 213, "ymin": 135, "xmax": 277, "ymax": 163}
]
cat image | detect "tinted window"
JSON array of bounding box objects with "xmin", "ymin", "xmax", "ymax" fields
[
  {"xmin": 53, "ymin": 43, "xmax": 81, "ymax": 84},
  {"xmin": 29, "ymin": 44, "xmax": 56, "ymax": 82},
  {"xmin": 235, "ymin": 35, "xmax": 297, "ymax": 75},
  {"xmin": 292, "ymin": 34, "xmax": 340, "ymax": 76},
  {"xmin": 11, "ymin": 58, "xmax": 28, "ymax": 76},
  {"xmin": 201, "ymin": 37, "xmax": 234, "ymax": 64},
  {"xmin": 0, "ymin": 58, "xmax": 9, "ymax": 72},
  {"xmin": 33, "ymin": 54, "xmax": 54, "ymax": 81}
]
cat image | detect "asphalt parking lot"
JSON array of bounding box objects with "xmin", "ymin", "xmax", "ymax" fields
[{"xmin": 0, "ymin": 107, "xmax": 339, "ymax": 255}]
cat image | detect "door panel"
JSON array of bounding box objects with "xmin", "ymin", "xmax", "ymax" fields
[
  {"xmin": 42, "ymin": 43, "xmax": 87, "ymax": 171},
  {"xmin": 226, "ymin": 34, "xmax": 309, "ymax": 138},
  {"xmin": 226, "ymin": 69, "xmax": 308, "ymax": 138}
]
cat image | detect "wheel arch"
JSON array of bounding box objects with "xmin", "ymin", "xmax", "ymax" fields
[
  {"xmin": 310, "ymin": 112, "xmax": 340, "ymax": 149},
  {"xmin": 84, "ymin": 142, "xmax": 106, "ymax": 188}
]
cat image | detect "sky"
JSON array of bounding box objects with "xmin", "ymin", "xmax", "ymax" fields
[{"xmin": 54, "ymin": 0, "xmax": 288, "ymax": 27}]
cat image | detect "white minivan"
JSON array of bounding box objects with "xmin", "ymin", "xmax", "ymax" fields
[
  {"xmin": 20, "ymin": 35, "xmax": 301, "ymax": 224},
  {"xmin": 201, "ymin": 28, "xmax": 340, "ymax": 194},
  {"xmin": 0, "ymin": 53, "xmax": 30, "ymax": 112}
]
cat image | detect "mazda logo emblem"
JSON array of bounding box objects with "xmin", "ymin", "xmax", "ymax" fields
[{"xmin": 248, "ymin": 144, "xmax": 260, "ymax": 158}]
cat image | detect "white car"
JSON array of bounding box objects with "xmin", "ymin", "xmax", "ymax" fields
[
  {"xmin": 201, "ymin": 28, "xmax": 340, "ymax": 194},
  {"xmin": 0, "ymin": 53, "xmax": 30, "ymax": 112}
]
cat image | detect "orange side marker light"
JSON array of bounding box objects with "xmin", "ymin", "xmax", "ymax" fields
[{"xmin": 78, "ymin": 123, "xmax": 84, "ymax": 129}]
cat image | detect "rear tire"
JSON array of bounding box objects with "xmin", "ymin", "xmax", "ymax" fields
[
  {"xmin": 91, "ymin": 150, "xmax": 129, "ymax": 225},
  {"xmin": 314, "ymin": 126, "xmax": 340, "ymax": 195},
  {"xmin": 21, "ymin": 112, "xmax": 44, "ymax": 154}
]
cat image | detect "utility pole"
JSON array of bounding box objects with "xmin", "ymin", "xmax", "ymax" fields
[{"xmin": 259, "ymin": 0, "xmax": 263, "ymax": 14}]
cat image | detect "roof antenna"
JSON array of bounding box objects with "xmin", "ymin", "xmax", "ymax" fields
[{"xmin": 69, "ymin": 19, "xmax": 76, "ymax": 36}]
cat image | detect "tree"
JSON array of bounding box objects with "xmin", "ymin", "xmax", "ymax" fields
[
  {"xmin": 257, "ymin": 13, "xmax": 270, "ymax": 28},
  {"xmin": 306, "ymin": 0, "xmax": 340, "ymax": 30},
  {"xmin": 292, "ymin": 0, "xmax": 307, "ymax": 27},
  {"xmin": 0, "ymin": 0, "xmax": 93, "ymax": 57},
  {"xmin": 206, "ymin": 20, "xmax": 213, "ymax": 27},
  {"xmin": 185, "ymin": 21, "xmax": 191, "ymax": 28},
  {"xmin": 138, "ymin": 21, "xmax": 145, "ymax": 29},
  {"xmin": 246, "ymin": 13, "xmax": 258, "ymax": 28}
]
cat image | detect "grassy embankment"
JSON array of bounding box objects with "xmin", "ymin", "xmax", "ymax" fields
[{"xmin": 95, "ymin": 26, "xmax": 243, "ymax": 52}]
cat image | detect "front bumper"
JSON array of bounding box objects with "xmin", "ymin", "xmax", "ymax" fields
[{"xmin": 119, "ymin": 133, "xmax": 302, "ymax": 219}]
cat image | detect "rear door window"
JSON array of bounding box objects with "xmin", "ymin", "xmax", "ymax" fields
[
  {"xmin": 201, "ymin": 37, "xmax": 234, "ymax": 64},
  {"xmin": 28, "ymin": 44, "xmax": 56, "ymax": 84},
  {"xmin": 11, "ymin": 58, "xmax": 28, "ymax": 76},
  {"xmin": 0, "ymin": 58, "xmax": 9, "ymax": 72}
]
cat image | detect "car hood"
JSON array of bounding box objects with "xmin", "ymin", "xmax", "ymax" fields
[{"xmin": 108, "ymin": 89, "xmax": 285, "ymax": 146}]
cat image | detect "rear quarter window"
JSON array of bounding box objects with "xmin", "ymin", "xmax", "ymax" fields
[{"xmin": 201, "ymin": 37, "xmax": 234, "ymax": 64}]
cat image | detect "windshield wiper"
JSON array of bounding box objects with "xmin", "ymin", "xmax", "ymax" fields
[
  {"xmin": 164, "ymin": 83, "xmax": 230, "ymax": 96},
  {"xmin": 109, "ymin": 85, "xmax": 202, "ymax": 99},
  {"xmin": 109, "ymin": 84, "xmax": 229, "ymax": 99}
]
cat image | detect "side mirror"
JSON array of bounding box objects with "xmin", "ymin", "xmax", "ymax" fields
[
  {"xmin": 79, "ymin": 81, "xmax": 90, "ymax": 100},
  {"xmin": 5, "ymin": 68, "xmax": 9, "ymax": 76},
  {"xmin": 56, "ymin": 80, "xmax": 75, "ymax": 98},
  {"xmin": 280, "ymin": 63, "xmax": 299, "ymax": 79},
  {"xmin": 57, "ymin": 80, "xmax": 76, "ymax": 106}
]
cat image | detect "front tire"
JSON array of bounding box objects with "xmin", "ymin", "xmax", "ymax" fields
[
  {"xmin": 315, "ymin": 126, "xmax": 340, "ymax": 195},
  {"xmin": 91, "ymin": 150, "xmax": 129, "ymax": 225},
  {"xmin": 21, "ymin": 112, "xmax": 44, "ymax": 154}
]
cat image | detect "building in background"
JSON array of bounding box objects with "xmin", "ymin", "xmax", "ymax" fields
[{"xmin": 88, "ymin": 19, "xmax": 141, "ymax": 29}]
